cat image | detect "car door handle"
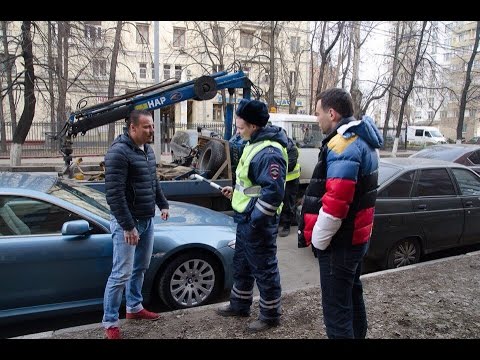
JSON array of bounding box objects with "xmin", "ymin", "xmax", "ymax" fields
[
  {"xmin": 465, "ymin": 200, "xmax": 473, "ymax": 208},
  {"xmin": 417, "ymin": 204, "xmax": 427, "ymax": 210}
]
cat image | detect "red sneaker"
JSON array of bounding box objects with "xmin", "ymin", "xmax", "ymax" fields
[
  {"xmin": 105, "ymin": 327, "xmax": 121, "ymax": 339},
  {"xmin": 126, "ymin": 308, "xmax": 160, "ymax": 320}
]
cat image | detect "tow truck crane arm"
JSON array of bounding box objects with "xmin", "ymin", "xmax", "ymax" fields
[{"xmin": 56, "ymin": 70, "xmax": 253, "ymax": 177}]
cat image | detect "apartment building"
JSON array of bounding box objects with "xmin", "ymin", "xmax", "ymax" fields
[{"xmin": 1, "ymin": 21, "xmax": 311, "ymax": 131}]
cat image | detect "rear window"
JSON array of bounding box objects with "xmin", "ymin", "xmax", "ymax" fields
[
  {"xmin": 410, "ymin": 146, "xmax": 464, "ymax": 161},
  {"xmin": 378, "ymin": 163, "xmax": 402, "ymax": 185}
]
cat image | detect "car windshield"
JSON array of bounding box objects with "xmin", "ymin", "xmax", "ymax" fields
[
  {"xmin": 430, "ymin": 130, "xmax": 443, "ymax": 137},
  {"xmin": 378, "ymin": 163, "xmax": 402, "ymax": 185},
  {"xmin": 48, "ymin": 178, "xmax": 110, "ymax": 220}
]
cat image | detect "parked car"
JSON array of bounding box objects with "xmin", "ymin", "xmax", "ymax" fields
[
  {"xmin": 466, "ymin": 136, "xmax": 480, "ymax": 144},
  {"xmin": 0, "ymin": 172, "xmax": 236, "ymax": 325},
  {"xmin": 367, "ymin": 157, "xmax": 480, "ymax": 269},
  {"xmin": 409, "ymin": 144, "xmax": 480, "ymax": 175}
]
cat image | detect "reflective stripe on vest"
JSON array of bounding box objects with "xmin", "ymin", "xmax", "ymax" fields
[
  {"xmin": 231, "ymin": 140, "xmax": 287, "ymax": 214},
  {"xmin": 286, "ymin": 163, "xmax": 301, "ymax": 182}
]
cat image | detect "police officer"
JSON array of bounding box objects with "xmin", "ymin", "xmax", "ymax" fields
[
  {"xmin": 278, "ymin": 134, "xmax": 300, "ymax": 237},
  {"xmin": 216, "ymin": 99, "xmax": 288, "ymax": 333}
]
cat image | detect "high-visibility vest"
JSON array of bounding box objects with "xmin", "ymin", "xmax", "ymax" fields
[
  {"xmin": 286, "ymin": 163, "xmax": 301, "ymax": 182},
  {"xmin": 232, "ymin": 140, "xmax": 288, "ymax": 214}
]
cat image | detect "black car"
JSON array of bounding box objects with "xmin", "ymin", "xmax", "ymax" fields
[
  {"xmin": 367, "ymin": 157, "xmax": 480, "ymax": 269},
  {"xmin": 409, "ymin": 144, "xmax": 480, "ymax": 174}
]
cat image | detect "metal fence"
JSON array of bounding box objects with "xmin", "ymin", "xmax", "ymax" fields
[{"xmin": 0, "ymin": 121, "xmax": 233, "ymax": 158}]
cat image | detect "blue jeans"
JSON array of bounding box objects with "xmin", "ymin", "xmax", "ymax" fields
[
  {"xmin": 102, "ymin": 216, "xmax": 154, "ymax": 329},
  {"xmin": 315, "ymin": 240, "xmax": 369, "ymax": 339}
]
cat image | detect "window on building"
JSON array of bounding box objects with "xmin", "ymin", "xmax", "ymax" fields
[
  {"xmin": 428, "ymin": 97, "xmax": 434, "ymax": 105},
  {"xmin": 261, "ymin": 32, "xmax": 270, "ymax": 50},
  {"xmin": 139, "ymin": 63, "xmax": 147, "ymax": 79},
  {"xmin": 92, "ymin": 58, "xmax": 106, "ymax": 77},
  {"xmin": 289, "ymin": 71, "xmax": 296, "ymax": 86},
  {"xmin": 415, "ymin": 99, "xmax": 422, "ymax": 106},
  {"xmin": 163, "ymin": 64, "xmax": 171, "ymax": 80},
  {"xmin": 290, "ymin": 36, "xmax": 300, "ymax": 53},
  {"xmin": 173, "ymin": 28, "xmax": 185, "ymax": 48},
  {"xmin": 440, "ymin": 111, "xmax": 447, "ymax": 118},
  {"xmin": 151, "ymin": 62, "xmax": 155, "ymax": 79},
  {"xmin": 175, "ymin": 65, "xmax": 182, "ymax": 80},
  {"xmin": 240, "ymin": 30, "xmax": 253, "ymax": 48},
  {"xmin": 428, "ymin": 111, "xmax": 434, "ymax": 120},
  {"xmin": 213, "ymin": 104, "xmax": 223, "ymax": 121},
  {"xmin": 136, "ymin": 23, "xmax": 150, "ymax": 44},
  {"xmin": 470, "ymin": 109, "xmax": 477, "ymax": 118},
  {"xmin": 212, "ymin": 26, "xmax": 225, "ymax": 45},
  {"xmin": 85, "ymin": 21, "xmax": 102, "ymax": 42}
]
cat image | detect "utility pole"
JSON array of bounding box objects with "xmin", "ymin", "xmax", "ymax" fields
[{"xmin": 153, "ymin": 21, "xmax": 162, "ymax": 162}]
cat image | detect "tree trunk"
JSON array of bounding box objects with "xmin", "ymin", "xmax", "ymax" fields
[
  {"xmin": 456, "ymin": 21, "xmax": 480, "ymax": 142},
  {"xmin": 1, "ymin": 21, "xmax": 17, "ymax": 132},
  {"xmin": 47, "ymin": 21, "xmax": 56, "ymax": 151},
  {"xmin": 55, "ymin": 21, "xmax": 69, "ymax": 134},
  {"xmin": 392, "ymin": 21, "xmax": 427, "ymax": 157},
  {"xmin": 107, "ymin": 21, "xmax": 123, "ymax": 145},
  {"xmin": 10, "ymin": 21, "xmax": 36, "ymax": 166},
  {"xmin": 0, "ymin": 77, "xmax": 6, "ymax": 152},
  {"xmin": 268, "ymin": 21, "xmax": 276, "ymax": 111},
  {"xmin": 350, "ymin": 21, "xmax": 363, "ymax": 118}
]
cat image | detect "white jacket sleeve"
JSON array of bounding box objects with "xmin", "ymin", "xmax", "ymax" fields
[{"xmin": 311, "ymin": 207, "xmax": 342, "ymax": 250}]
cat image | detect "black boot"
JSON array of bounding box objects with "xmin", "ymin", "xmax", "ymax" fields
[
  {"xmin": 278, "ymin": 225, "xmax": 290, "ymax": 237},
  {"xmin": 215, "ymin": 304, "xmax": 250, "ymax": 317},
  {"xmin": 247, "ymin": 318, "xmax": 280, "ymax": 333}
]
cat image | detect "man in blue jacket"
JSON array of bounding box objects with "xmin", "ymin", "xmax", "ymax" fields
[
  {"xmin": 298, "ymin": 88, "xmax": 383, "ymax": 338},
  {"xmin": 102, "ymin": 109, "xmax": 169, "ymax": 339},
  {"xmin": 216, "ymin": 99, "xmax": 288, "ymax": 333}
]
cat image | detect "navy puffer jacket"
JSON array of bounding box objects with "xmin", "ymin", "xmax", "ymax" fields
[{"xmin": 105, "ymin": 131, "xmax": 169, "ymax": 231}]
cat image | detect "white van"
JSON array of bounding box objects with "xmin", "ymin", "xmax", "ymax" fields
[
  {"xmin": 268, "ymin": 113, "xmax": 322, "ymax": 185},
  {"xmin": 407, "ymin": 126, "xmax": 446, "ymax": 145}
]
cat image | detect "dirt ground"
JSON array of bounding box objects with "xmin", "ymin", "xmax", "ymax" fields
[{"xmin": 45, "ymin": 251, "xmax": 480, "ymax": 340}]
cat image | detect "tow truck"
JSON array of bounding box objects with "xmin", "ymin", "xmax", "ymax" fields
[{"xmin": 53, "ymin": 70, "xmax": 255, "ymax": 211}]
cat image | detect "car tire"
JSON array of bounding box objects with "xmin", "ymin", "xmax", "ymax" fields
[
  {"xmin": 157, "ymin": 251, "xmax": 222, "ymax": 310},
  {"xmin": 386, "ymin": 237, "xmax": 421, "ymax": 269},
  {"xmin": 198, "ymin": 140, "xmax": 226, "ymax": 179}
]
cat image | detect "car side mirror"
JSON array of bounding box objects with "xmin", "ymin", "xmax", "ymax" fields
[{"xmin": 62, "ymin": 220, "xmax": 90, "ymax": 236}]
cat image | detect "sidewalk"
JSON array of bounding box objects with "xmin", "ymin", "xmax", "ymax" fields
[
  {"xmin": 14, "ymin": 250, "xmax": 480, "ymax": 339},
  {"xmin": 0, "ymin": 149, "xmax": 414, "ymax": 168}
]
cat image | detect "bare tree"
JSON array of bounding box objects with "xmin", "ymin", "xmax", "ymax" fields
[
  {"xmin": 383, "ymin": 21, "xmax": 406, "ymax": 144},
  {"xmin": 0, "ymin": 76, "xmax": 6, "ymax": 152},
  {"xmin": 10, "ymin": 21, "xmax": 36, "ymax": 166},
  {"xmin": 1, "ymin": 21, "xmax": 18, "ymax": 132},
  {"xmin": 107, "ymin": 21, "xmax": 123, "ymax": 144},
  {"xmin": 314, "ymin": 21, "xmax": 345, "ymax": 100},
  {"xmin": 392, "ymin": 21, "xmax": 428, "ymax": 156},
  {"xmin": 456, "ymin": 21, "xmax": 480, "ymax": 143}
]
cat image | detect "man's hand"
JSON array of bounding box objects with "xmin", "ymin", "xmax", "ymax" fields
[
  {"xmin": 124, "ymin": 228, "xmax": 139, "ymax": 246},
  {"xmin": 161, "ymin": 208, "xmax": 169, "ymax": 221},
  {"xmin": 221, "ymin": 186, "xmax": 233, "ymax": 200}
]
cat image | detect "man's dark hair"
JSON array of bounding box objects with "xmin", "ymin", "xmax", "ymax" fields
[
  {"xmin": 126, "ymin": 109, "xmax": 153, "ymax": 128},
  {"xmin": 317, "ymin": 88, "xmax": 354, "ymax": 118}
]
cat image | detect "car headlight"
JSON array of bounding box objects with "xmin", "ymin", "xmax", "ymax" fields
[{"xmin": 228, "ymin": 239, "xmax": 236, "ymax": 249}]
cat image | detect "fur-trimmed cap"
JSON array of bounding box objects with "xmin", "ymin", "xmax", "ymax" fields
[{"xmin": 235, "ymin": 99, "xmax": 269, "ymax": 127}]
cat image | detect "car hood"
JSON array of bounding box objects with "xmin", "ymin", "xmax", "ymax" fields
[{"xmin": 153, "ymin": 201, "xmax": 235, "ymax": 227}]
